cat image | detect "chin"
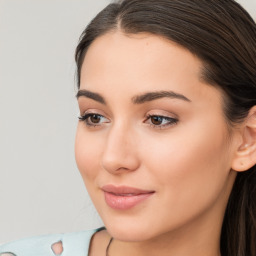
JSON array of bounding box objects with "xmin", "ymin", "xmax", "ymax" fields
[{"xmin": 102, "ymin": 217, "xmax": 158, "ymax": 242}]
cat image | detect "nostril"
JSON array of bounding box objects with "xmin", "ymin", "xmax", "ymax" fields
[{"xmin": 51, "ymin": 240, "xmax": 63, "ymax": 255}]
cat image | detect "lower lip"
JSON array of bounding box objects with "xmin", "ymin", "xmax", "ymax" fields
[{"xmin": 104, "ymin": 192, "xmax": 154, "ymax": 210}]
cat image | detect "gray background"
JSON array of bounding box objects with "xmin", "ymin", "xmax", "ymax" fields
[{"xmin": 0, "ymin": 0, "xmax": 255, "ymax": 244}]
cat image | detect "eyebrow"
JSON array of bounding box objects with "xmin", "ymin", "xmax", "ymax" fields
[
  {"xmin": 76, "ymin": 90, "xmax": 106, "ymax": 104},
  {"xmin": 132, "ymin": 90, "xmax": 191, "ymax": 104},
  {"xmin": 76, "ymin": 89, "xmax": 191, "ymax": 105}
]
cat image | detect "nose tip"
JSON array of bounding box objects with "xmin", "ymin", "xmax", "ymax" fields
[{"xmin": 102, "ymin": 152, "xmax": 139, "ymax": 174}]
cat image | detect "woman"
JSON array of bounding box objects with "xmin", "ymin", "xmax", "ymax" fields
[{"xmin": 1, "ymin": 0, "xmax": 255, "ymax": 255}]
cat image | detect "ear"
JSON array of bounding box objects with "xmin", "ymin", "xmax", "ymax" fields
[{"xmin": 231, "ymin": 106, "xmax": 256, "ymax": 172}]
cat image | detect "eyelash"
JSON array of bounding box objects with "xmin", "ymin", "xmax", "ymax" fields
[
  {"xmin": 144, "ymin": 114, "xmax": 178, "ymax": 129},
  {"xmin": 78, "ymin": 113, "xmax": 108, "ymax": 127},
  {"xmin": 78, "ymin": 113, "xmax": 178, "ymax": 129}
]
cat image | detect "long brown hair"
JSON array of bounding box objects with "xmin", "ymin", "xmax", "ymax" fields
[{"xmin": 75, "ymin": 1, "xmax": 256, "ymax": 255}]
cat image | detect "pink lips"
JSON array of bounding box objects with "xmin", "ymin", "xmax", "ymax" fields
[{"xmin": 102, "ymin": 185, "xmax": 155, "ymax": 210}]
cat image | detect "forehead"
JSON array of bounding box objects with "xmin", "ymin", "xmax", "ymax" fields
[
  {"xmin": 80, "ymin": 31, "xmax": 220, "ymax": 105},
  {"xmin": 82, "ymin": 31, "xmax": 203, "ymax": 79}
]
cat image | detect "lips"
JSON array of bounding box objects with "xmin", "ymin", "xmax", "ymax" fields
[{"xmin": 101, "ymin": 185, "xmax": 155, "ymax": 210}]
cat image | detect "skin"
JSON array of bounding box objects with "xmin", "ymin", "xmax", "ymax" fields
[
  {"xmin": 75, "ymin": 31, "xmax": 242, "ymax": 256},
  {"xmin": 51, "ymin": 241, "xmax": 63, "ymax": 255}
]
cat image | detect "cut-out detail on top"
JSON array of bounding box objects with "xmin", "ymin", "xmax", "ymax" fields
[
  {"xmin": 51, "ymin": 240, "xmax": 63, "ymax": 255},
  {"xmin": 0, "ymin": 253, "xmax": 17, "ymax": 256}
]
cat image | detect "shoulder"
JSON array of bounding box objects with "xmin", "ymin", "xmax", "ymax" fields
[{"xmin": 0, "ymin": 228, "xmax": 102, "ymax": 256}]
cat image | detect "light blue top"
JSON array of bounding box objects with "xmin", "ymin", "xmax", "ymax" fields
[{"xmin": 0, "ymin": 228, "xmax": 100, "ymax": 256}]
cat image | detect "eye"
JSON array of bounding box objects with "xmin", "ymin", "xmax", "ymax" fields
[
  {"xmin": 78, "ymin": 113, "xmax": 110, "ymax": 127},
  {"xmin": 145, "ymin": 114, "xmax": 178, "ymax": 128}
]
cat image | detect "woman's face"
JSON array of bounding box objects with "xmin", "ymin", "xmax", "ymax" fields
[{"xmin": 75, "ymin": 31, "xmax": 239, "ymax": 241}]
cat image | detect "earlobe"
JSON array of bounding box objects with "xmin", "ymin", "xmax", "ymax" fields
[{"xmin": 231, "ymin": 106, "xmax": 256, "ymax": 172}]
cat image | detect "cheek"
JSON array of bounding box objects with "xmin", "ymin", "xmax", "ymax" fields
[
  {"xmin": 75, "ymin": 125, "xmax": 103, "ymax": 182},
  {"xmin": 134, "ymin": 123, "xmax": 232, "ymax": 232},
  {"xmin": 140, "ymin": 121, "xmax": 231, "ymax": 205}
]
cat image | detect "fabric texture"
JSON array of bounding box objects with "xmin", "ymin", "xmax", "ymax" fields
[{"xmin": 0, "ymin": 228, "xmax": 100, "ymax": 256}]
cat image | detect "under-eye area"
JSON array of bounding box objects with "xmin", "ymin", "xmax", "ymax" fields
[{"xmin": 51, "ymin": 241, "xmax": 63, "ymax": 255}]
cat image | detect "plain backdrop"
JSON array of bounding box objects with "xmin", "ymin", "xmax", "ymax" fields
[{"xmin": 0, "ymin": 0, "xmax": 255, "ymax": 244}]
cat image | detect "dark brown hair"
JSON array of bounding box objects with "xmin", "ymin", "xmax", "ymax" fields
[{"xmin": 75, "ymin": 1, "xmax": 256, "ymax": 255}]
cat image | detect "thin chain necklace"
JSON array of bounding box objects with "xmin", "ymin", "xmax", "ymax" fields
[{"xmin": 106, "ymin": 237, "xmax": 113, "ymax": 256}]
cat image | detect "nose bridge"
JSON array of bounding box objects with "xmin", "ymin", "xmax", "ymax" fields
[
  {"xmin": 101, "ymin": 120, "xmax": 139, "ymax": 173},
  {"xmin": 107, "ymin": 121, "xmax": 128, "ymax": 150}
]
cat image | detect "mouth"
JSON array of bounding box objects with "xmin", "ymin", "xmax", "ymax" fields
[{"xmin": 101, "ymin": 185, "xmax": 155, "ymax": 210}]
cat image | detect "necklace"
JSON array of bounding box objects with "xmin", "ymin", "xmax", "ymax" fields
[{"xmin": 106, "ymin": 237, "xmax": 113, "ymax": 256}]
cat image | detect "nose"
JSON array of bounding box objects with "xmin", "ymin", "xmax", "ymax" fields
[{"xmin": 101, "ymin": 123, "xmax": 140, "ymax": 174}]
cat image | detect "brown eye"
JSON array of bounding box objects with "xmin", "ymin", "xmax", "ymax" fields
[
  {"xmin": 78, "ymin": 113, "xmax": 110, "ymax": 127},
  {"xmin": 151, "ymin": 116, "xmax": 164, "ymax": 125},
  {"xmin": 145, "ymin": 114, "xmax": 178, "ymax": 129},
  {"xmin": 90, "ymin": 114, "xmax": 101, "ymax": 123}
]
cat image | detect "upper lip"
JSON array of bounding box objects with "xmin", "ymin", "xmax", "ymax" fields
[{"xmin": 101, "ymin": 185, "xmax": 155, "ymax": 195}]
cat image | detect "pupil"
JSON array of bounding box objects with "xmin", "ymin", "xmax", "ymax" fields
[
  {"xmin": 151, "ymin": 116, "xmax": 162, "ymax": 125},
  {"xmin": 91, "ymin": 115, "xmax": 101, "ymax": 123}
]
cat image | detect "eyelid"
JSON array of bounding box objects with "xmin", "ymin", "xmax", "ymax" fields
[
  {"xmin": 78, "ymin": 113, "xmax": 110, "ymax": 128},
  {"xmin": 79, "ymin": 108, "xmax": 108, "ymax": 117},
  {"xmin": 145, "ymin": 115, "xmax": 178, "ymax": 129},
  {"xmin": 78, "ymin": 109, "xmax": 110, "ymax": 127},
  {"xmin": 144, "ymin": 110, "xmax": 179, "ymax": 129},
  {"xmin": 145, "ymin": 109, "xmax": 178, "ymax": 119}
]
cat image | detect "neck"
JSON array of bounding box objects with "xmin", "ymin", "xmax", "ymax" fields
[{"xmin": 108, "ymin": 231, "xmax": 221, "ymax": 256}]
